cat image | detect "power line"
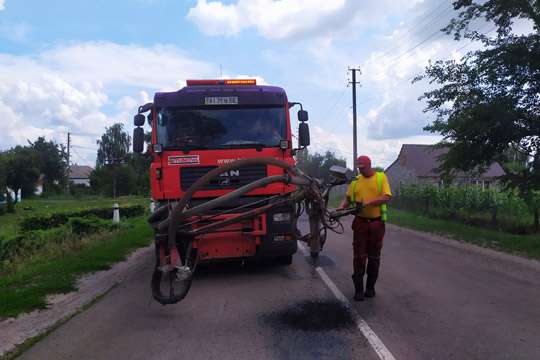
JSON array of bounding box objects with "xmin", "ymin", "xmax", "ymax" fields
[
  {"xmin": 360, "ymin": 5, "xmax": 458, "ymax": 81},
  {"xmin": 70, "ymin": 148, "xmax": 86, "ymax": 164},
  {"xmin": 356, "ymin": 25, "xmax": 498, "ymax": 108},
  {"xmin": 321, "ymin": 84, "xmax": 349, "ymax": 121},
  {"xmin": 72, "ymin": 144, "xmax": 98, "ymax": 151},
  {"xmin": 372, "ymin": 1, "xmax": 452, "ymax": 62}
]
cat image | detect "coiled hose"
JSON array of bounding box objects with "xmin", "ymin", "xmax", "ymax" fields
[{"xmin": 150, "ymin": 158, "xmax": 316, "ymax": 305}]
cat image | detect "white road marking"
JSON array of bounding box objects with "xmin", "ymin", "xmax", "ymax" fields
[{"xmin": 297, "ymin": 242, "xmax": 396, "ymax": 360}]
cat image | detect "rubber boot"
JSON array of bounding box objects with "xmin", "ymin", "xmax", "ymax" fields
[
  {"xmin": 365, "ymin": 256, "xmax": 379, "ymax": 298},
  {"xmin": 352, "ymin": 274, "xmax": 364, "ymax": 301},
  {"xmin": 364, "ymin": 276, "xmax": 376, "ymax": 298}
]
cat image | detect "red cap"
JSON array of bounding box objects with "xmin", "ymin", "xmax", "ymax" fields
[{"xmin": 356, "ymin": 155, "xmax": 371, "ymax": 168}]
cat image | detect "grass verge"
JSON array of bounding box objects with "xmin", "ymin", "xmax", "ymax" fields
[
  {"xmin": 0, "ymin": 196, "xmax": 148, "ymax": 239},
  {"xmin": 0, "ymin": 286, "xmax": 116, "ymax": 360},
  {"xmin": 389, "ymin": 209, "xmax": 540, "ymax": 260},
  {"xmin": 0, "ymin": 216, "xmax": 152, "ymax": 319}
]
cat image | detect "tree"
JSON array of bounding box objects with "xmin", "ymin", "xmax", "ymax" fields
[
  {"xmin": 28, "ymin": 137, "xmax": 68, "ymax": 192},
  {"xmin": 126, "ymin": 152, "xmax": 151, "ymax": 195},
  {"xmin": 95, "ymin": 124, "xmax": 132, "ymax": 198},
  {"xmin": 89, "ymin": 165, "xmax": 137, "ymax": 197},
  {"xmin": 417, "ymin": 0, "xmax": 540, "ymax": 231},
  {"xmin": 4, "ymin": 146, "xmax": 40, "ymax": 199},
  {"xmin": 0, "ymin": 152, "xmax": 6, "ymax": 193},
  {"xmin": 96, "ymin": 123, "xmax": 131, "ymax": 168},
  {"xmin": 296, "ymin": 150, "xmax": 347, "ymax": 184}
]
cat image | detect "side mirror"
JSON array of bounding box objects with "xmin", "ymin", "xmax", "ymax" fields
[
  {"xmin": 147, "ymin": 111, "xmax": 153, "ymax": 126},
  {"xmin": 133, "ymin": 127, "xmax": 145, "ymax": 153},
  {"xmin": 299, "ymin": 122, "xmax": 310, "ymax": 147},
  {"xmin": 298, "ymin": 110, "xmax": 308, "ymax": 122},
  {"xmin": 138, "ymin": 102, "xmax": 153, "ymax": 113},
  {"xmin": 134, "ymin": 114, "xmax": 145, "ymax": 127}
]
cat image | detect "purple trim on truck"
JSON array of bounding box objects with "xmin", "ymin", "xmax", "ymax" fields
[{"xmin": 154, "ymin": 85, "xmax": 287, "ymax": 107}]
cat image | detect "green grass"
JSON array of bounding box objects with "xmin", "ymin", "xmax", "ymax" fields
[
  {"xmin": 389, "ymin": 209, "xmax": 540, "ymax": 260},
  {"xmin": 0, "ymin": 195, "xmax": 148, "ymax": 240},
  {"xmin": 0, "ymin": 216, "xmax": 152, "ymax": 319}
]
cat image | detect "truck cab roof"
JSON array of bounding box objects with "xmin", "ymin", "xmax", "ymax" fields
[{"xmin": 154, "ymin": 84, "xmax": 287, "ymax": 108}]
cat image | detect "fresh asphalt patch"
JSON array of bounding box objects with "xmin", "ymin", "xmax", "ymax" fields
[
  {"xmin": 261, "ymin": 299, "xmax": 355, "ymax": 332},
  {"xmin": 259, "ymin": 299, "xmax": 360, "ymax": 360}
]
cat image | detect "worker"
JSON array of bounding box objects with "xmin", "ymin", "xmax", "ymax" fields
[{"xmin": 339, "ymin": 155, "xmax": 392, "ymax": 301}]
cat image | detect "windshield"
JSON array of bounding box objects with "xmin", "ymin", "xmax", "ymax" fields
[{"xmin": 156, "ymin": 106, "xmax": 286, "ymax": 150}]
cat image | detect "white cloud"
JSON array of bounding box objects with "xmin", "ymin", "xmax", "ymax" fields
[
  {"xmin": 266, "ymin": 0, "xmax": 470, "ymax": 167},
  {"xmin": 187, "ymin": 0, "xmax": 423, "ymax": 40},
  {"xmin": 38, "ymin": 42, "xmax": 212, "ymax": 90},
  {"xmin": 187, "ymin": 0, "xmax": 348, "ymax": 39},
  {"xmin": 0, "ymin": 42, "xmax": 216, "ymax": 164},
  {"xmin": 303, "ymin": 124, "xmax": 440, "ymax": 169},
  {"xmin": 0, "ymin": 0, "xmax": 5, "ymax": 11},
  {"xmin": 0, "ymin": 41, "xmax": 271, "ymax": 165}
]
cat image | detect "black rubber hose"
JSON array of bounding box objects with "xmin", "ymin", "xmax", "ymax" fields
[
  {"xmin": 152, "ymin": 158, "xmax": 303, "ymax": 305},
  {"xmin": 167, "ymin": 157, "xmax": 300, "ymax": 251},
  {"xmin": 157, "ymin": 175, "xmax": 287, "ymax": 232},
  {"xmin": 148, "ymin": 203, "xmax": 171, "ymax": 224}
]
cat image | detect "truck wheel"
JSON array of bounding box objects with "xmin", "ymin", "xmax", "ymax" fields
[
  {"xmin": 278, "ymin": 255, "xmax": 293, "ymax": 265},
  {"xmin": 310, "ymin": 251, "xmax": 319, "ymax": 259}
]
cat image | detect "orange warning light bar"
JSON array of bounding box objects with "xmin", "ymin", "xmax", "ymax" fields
[
  {"xmin": 186, "ymin": 79, "xmax": 257, "ymax": 86},
  {"xmin": 224, "ymin": 79, "xmax": 257, "ymax": 85}
]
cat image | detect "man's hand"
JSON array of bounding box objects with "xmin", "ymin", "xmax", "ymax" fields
[
  {"xmin": 364, "ymin": 195, "xmax": 391, "ymax": 207},
  {"xmin": 338, "ymin": 197, "xmax": 350, "ymax": 210}
]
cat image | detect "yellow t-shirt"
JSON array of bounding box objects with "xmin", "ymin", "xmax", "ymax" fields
[{"xmin": 346, "ymin": 172, "xmax": 392, "ymax": 218}]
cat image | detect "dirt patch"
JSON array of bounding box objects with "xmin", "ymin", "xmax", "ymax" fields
[{"xmin": 263, "ymin": 300, "xmax": 355, "ymax": 332}]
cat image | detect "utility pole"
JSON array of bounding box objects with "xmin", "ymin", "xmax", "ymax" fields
[
  {"xmin": 349, "ymin": 67, "xmax": 361, "ymax": 174},
  {"xmin": 67, "ymin": 132, "xmax": 71, "ymax": 190}
]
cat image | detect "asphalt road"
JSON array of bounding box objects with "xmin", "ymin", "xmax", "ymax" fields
[{"xmin": 20, "ymin": 216, "xmax": 540, "ymax": 360}]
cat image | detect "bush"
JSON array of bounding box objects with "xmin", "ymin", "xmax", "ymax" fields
[
  {"xmin": 19, "ymin": 205, "xmax": 145, "ymax": 232},
  {"xmin": 0, "ymin": 216, "xmax": 128, "ymax": 264},
  {"xmin": 0, "ymin": 227, "xmax": 70, "ymax": 263},
  {"xmin": 69, "ymin": 183, "xmax": 95, "ymax": 198},
  {"xmin": 68, "ymin": 216, "xmax": 116, "ymax": 235}
]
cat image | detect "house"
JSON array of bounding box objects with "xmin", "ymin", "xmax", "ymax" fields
[
  {"xmin": 385, "ymin": 144, "xmax": 505, "ymax": 194},
  {"xmin": 69, "ymin": 165, "xmax": 93, "ymax": 187}
]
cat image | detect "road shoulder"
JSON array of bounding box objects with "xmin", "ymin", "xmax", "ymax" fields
[
  {"xmin": 387, "ymin": 224, "xmax": 540, "ymax": 273},
  {"xmin": 0, "ymin": 245, "xmax": 152, "ymax": 359}
]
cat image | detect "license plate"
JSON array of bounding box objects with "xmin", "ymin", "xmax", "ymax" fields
[{"xmin": 204, "ymin": 96, "xmax": 239, "ymax": 105}]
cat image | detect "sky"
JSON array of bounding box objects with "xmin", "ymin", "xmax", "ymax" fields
[{"xmin": 0, "ymin": 0, "xmax": 493, "ymax": 169}]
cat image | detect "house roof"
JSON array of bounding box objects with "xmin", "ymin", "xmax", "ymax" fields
[
  {"xmin": 387, "ymin": 144, "xmax": 505, "ymax": 178},
  {"xmin": 69, "ymin": 165, "xmax": 93, "ymax": 179}
]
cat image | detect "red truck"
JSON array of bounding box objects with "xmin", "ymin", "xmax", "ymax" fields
[{"xmin": 133, "ymin": 79, "xmax": 311, "ymax": 266}]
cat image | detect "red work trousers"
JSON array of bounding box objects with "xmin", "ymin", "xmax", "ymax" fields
[{"xmin": 351, "ymin": 217, "xmax": 385, "ymax": 281}]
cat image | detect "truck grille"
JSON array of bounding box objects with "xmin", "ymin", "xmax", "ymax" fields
[{"xmin": 180, "ymin": 165, "xmax": 268, "ymax": 191}]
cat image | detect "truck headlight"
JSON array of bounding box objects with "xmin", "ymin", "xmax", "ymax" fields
[{"xmin": 273, "ymin": 213, "xmax": 291, "ymax": 222}]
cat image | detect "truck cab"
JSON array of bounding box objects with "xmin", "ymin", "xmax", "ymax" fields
[{"xmin": 134, "ymin": 79, "xmax": 310, "ymax": 264}]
